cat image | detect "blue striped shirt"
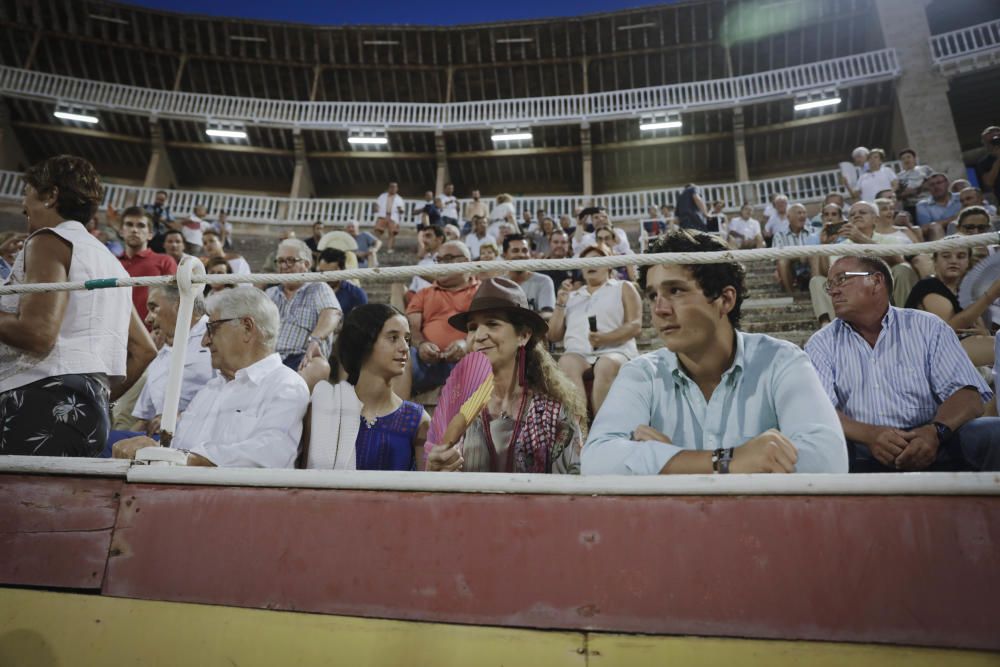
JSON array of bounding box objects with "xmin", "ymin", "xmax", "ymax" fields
[
  {"xmin": 805, "ymin": 307, "xmax": 992, "ymax": 430},
  {"xmin": 582, "ymin": 331, "xmax": 847, "ymax": 475}
]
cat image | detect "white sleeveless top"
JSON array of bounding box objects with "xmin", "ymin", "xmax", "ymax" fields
[
  {"xmin": 562, "ymin": 279, "xmax": 638, "ymax": 361},
  {"xmin": 0, "ymin": 220, "xmax": 131, "ymax": 393}
]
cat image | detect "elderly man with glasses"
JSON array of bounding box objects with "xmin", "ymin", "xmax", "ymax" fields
[
  {"xmin": 805, "ymin": 256, "xmax": 1000, "ymax": 472},
  {"xmin": 113, "ymin": 288, "xmax": 311, "ymax": 467},
  {"xmin": 266, "ymin": 238, "xmax": 342, "ymax": 370},
  {"xmin": 396, "ymin": 241, "xmax": 478, "ymax": 399}
]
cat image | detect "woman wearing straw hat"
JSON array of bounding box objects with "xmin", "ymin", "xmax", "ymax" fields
[{"xmin": 426, "ymin": 277, "xmax": 585, "ymax": 474}]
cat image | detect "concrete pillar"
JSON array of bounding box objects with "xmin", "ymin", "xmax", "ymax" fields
[
  {"xmin": 434, "ymin": 131, "xmax": 448, "ymax": 194},
  {"xmin": 580, "ymin": 122, "xmax": 593, "ymax": 197},
  {"xmin": 732, "ymin": 107, "xmax": 754, "ymax": 204},
  {"xmin": 143, "ymin": 121, "xmax": 176, "ymax": 189},
  {"xmin": 0, "ymin": 101, "xmax": 27, "ymax": 172},
  {"xmin": 874, "ymin": 0, "xmax": 965, "ymax": 179},
  {"xmin": 289, "ymin": 131, "xmax": 315, "ymax": 199}
]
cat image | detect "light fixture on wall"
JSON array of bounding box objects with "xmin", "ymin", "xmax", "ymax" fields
[
  {"xmin": 490, "ymin": 128, "xmax": 533, "ymax": 145},
  {"xmin": 639, "ymin": 112, "xmax": 681, "ymax": 132},
  {"xmin": 205, "ymin": 121, "xmax": 249, "ymax": 141},
  {"xmin": 793, "ymin": 89, "xmax": 841, "ymax": 112},
  {"xmin": 53, "ymin": 104, "xmax": 99, "ymax": 125},
  {"xmin": 347, "ymin": 128, "xmax": 389, "ymax": 149}
]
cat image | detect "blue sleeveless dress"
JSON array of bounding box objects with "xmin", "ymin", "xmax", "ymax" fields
[{"xmin": 355, "ymin": 400, "xmax": 423, "ymax": 471}]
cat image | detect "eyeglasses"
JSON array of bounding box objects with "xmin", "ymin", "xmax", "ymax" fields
[
  {"xmin": 959, "ymin": 224, "xmax": 991, "ymax": 233},
  {"xmin": 276, "ymin": 257, "xmax": 304, "ymax": 267},
  {"xmin": 434, "ymin": 254, "xmax": 467, "ymax": 264},
  {"xmin": 823, "ymin": 272, "xmax": 874, "ymax": 293},
  {"xmin": 204, "ymin": 318, "xmax": 238, "ymax": 338}
]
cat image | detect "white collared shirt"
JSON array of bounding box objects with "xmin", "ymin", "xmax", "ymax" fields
[
  {"xmin": 133, "ymin": 316, "xmax": 215, "ymax": 421},
  {"xmin": 375, "ymin": 192, "xmax": 407, "ymax": 223},
  {"xmin": 176, "ymin": 353, "xmax": 310, "ymax": 468}
]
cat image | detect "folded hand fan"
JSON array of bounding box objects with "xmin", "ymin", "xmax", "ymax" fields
[{"xmin": 425, "ymin": 351, "xmax": 494, "ymax": 452}]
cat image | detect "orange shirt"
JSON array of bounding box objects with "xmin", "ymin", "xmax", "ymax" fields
[{"xmin": 406, "ymin": 280, "xmax": 479, "ymax": 349}]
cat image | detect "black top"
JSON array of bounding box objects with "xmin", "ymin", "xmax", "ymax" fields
[
  {"xmin": 904, "ymin": 276, "xmax": 960, "ymax": 314},
  {"xmin": 675, "ymin": 186, "xmax": 706, "ymax": 231}
]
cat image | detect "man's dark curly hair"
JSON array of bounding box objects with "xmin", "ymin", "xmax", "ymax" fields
[{"xmin": 639, "ymin": 230, "xmax": 748, "ymax": 329}]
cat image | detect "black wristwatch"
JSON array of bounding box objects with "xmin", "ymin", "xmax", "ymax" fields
[{"xmin": 932, "ymin": 421, "xmax": 953, "ymax": 445}]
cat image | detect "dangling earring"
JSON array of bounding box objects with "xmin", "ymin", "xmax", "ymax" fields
[{"xmin": 517, "ymin": 345, "xmax": 527, "ymax": 387}]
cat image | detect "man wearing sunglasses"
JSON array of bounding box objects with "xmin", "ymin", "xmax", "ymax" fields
[
  {"xmin": 806, "ymin": 256, "xmax": 999, "ymax": 472},
  {"xmin": 954, "ymin": 206, "xmax": 998, "ymax": 264}
]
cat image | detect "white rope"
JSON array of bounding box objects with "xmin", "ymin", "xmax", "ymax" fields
[{"xmin": 0, "ymin": 232, "xmax": 996, "ymax": 296}]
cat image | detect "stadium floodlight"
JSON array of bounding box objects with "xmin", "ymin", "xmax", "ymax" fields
[
  {"xmin": 617, "ymin": 22, "xmax": 656, "ymax": 31},
  {"xmin": 347, "ymin": 128, "xmax": 389, "ymax": 149},
  {"xmin": 205, "ymin": 121, "xmax": 248, "ymax": 141},
  {"xmin": 496, "ymin": 38, "xmax": 533, "ymax": 44},
  {"xmin": 88, "ymin": 13, "xmax": 129, "ymax": 25},
  {"xmin": 230, "ymin": 35, "xmax": 267, "ymax": 43},
  {"xmin": 363, "ymin": 40, "xmax": 400, "ymax": 46},
  {"xmin": 793, "ymin": 89, "xmax": 840, "ymax": 112},
  {"xmin": 491, "ymin": 131, "xmax": 533, "ymax": 142},
  {"xmin": 53, "ymin": 104, "xmax": 99, "ymax": 125},
  {"xmin": 639, "ymin": 112, "xmax": 681, "ymax": 132}
]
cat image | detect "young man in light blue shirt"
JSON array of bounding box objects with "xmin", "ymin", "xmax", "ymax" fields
[{"xmin": 582, "ymin": 231, "xmax": 847, "ymax": 475}]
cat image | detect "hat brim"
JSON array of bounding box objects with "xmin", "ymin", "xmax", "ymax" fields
[{"xmin": 448, "ymin": 300, "xmax": 548, "ymax": 337}]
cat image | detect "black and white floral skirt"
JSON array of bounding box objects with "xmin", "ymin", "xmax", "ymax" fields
[{"xmin": 0, "ymin": 374, "xmax": 110, "ymax": 457}]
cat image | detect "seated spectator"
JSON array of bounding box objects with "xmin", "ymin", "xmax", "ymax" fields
[
  {"xmin": 305, "ymin": 221, "xmax": 324, "ymax": 264},
  {"xmin": 464, "ymin": 215, "xmax": 495, "ymax": 260},
  {"xmin": 582, "ymin": 231, "xmax": 847, "ymax": 475},
  {"xmin": 204, "ymin": 257, "xmax": 236, "ymax": 296},
  {"xmin": 558, "ymin": 214, "xmax": 576, "ymax": 236},
  {"xmin": 212, "ymin": 211, "xmax": 233, "ymax": 249},
  {"xmin": 307, "ymin": 304, "xmax": 429, "ymax": 470},
  {"xmin": 0, "ymin": 155, "xmax": 132, "ymax": 457},
  {"xmin": 420, "ymin": 191, "xmax": 442, "ymax": 227},
  {"xmin": 118, "ymin": 206, "xmax": 177, "ymax": 323},
  {"xmin": 874, "ymin": 197, "xmax": 931, "ymax": 278},
  {"xmin": 202, "ymin": 230, "xmax": 250, "ymax": 275},
  {"xmin": 895, "ymin": 148, "xmax": 933, "ymax": 218},
  {"xmin": 373, "ymin": 181, "xmax": 405, "ymax": 254},
  {"xmin": 808, "ymin": 201, "xmax": 918, "ymax": 326},
  {"xmin": 127, "ymin": 286, "xmax": 214, "ymax": 438},
  {"xmin": 426, "ymin": 278, "xmax": 584, "ymax": 474},
  {"xmin": 142, "ymin": 189, "xmax": 173, "ymax": 253},
  {"xmin": 162, "ymin": 228, "xmax": 195, "ymax": 269},
  {"xmin": 640, "ymin": 206, "xmax": 667, "ymax": 251},
  {"xmin": 675, "ymin": 183, "xmax": 709, "ymax": 231},
  {"xmin": 838, "ymin": 146, "xmax": 870, "ymax": 194},
  {"xmin": 659, "ymin": 204, "xmax": 678, "ymax": 230},
  {"xmin": 538, "ymin": 230, "xmax": 575, "ymax": 290},
  {"xmin": 726, "ymin": 204, "xmax": 764, "ymax": 249},
  {"xmin": 520, "ymin": 210, "xmax": 534, "ymax": 232},
  {"xmin": 488, "ymin": 194, "xmax": 517, "ymax": 236},
  {"xmin": 947, "ymin": 188, "xmax": 999, "ymax": 235},
  {"xmin": 410, "ymin": 224, "xmax": 445, "ymax": 296},
  {"xmin": 705, "ymin": 200, "xmax": 727, "ymax": 235},
  {"xmin": 317, "ymin": 248, "xmax": 368, "ymax": 319},
  {"xmin": 548, "ymin": 244, "xmax": 641, "ymax": 414},
  {"xmin": 443, "ymin": 223, "xmax": 461, "ymax": 242},
  {"xmin": 916, "ymin": 173, "xmax": 961, "ymax": 240},
  {"xmin": 114, "ymin": 288, "xmax": 311, "ymax": 467},
  {"xmin": 904, "ymin": 244, "xmax": 997, "ymax": 367},
  {"xmin": 528, "ymin": 217, "xmax": 556, "ymax": 257},
  {"xmin": 574, "ymin": 207, "xmax": 630, "ymax": 256},
  {"xmin": 343, "ymin": 221, "xmax": 380, "ymax": 268},
  {"xmin": 763, "ymin": 195, "xmax": 789, "ymax": 243},
  {"xmin": 773, "ymin": 203, "xmax": 811, "ymax": 293},
  {"xmin": 398, "ymin": 241, "xmax": 478, "ymax": 398},
  {"xmin": 950, "ymin": 178, "xmax": 972, "ymax": 194},
  {"xmin": 808, "ymin": 193, "xmax": 846, "ymax": 236},
  {"xmin": 266, "ymin": 239, "xmax": 342, "ymax": 370},
  {"xmin": 851, "ymin": 148, "xmax": 898, "ymax": 204},
  {"xmin": 504, "ymin": 234, "xmax": 556, "ymax": 319},
  {"xmin": 976, "ymin": 125, "xmax": 1000, "ymax": 197},
  {"xmin": 463, "ymin": 189, "xmax": 489, "ymax": 231},
  {"xmin": 594, "ymin": 226, "xmax": 637, "ymax": 282},
  {"xmin": 805, "ymin": 257, "xmax": 999, "ymax": 472},
  {"xmin": 954, "ymin": 206, "xmax": 997, "ymax": 264},
  {"xmin": 0, "ymin": 231, "xmax": 26, "ymax": 281},
  {"xmin": 180, "ymin": 205, "xmax": 214, "ymax": 256},
  {"xmin": 261, "ymin": 230, "xmax": 296, "ymax": 274}
]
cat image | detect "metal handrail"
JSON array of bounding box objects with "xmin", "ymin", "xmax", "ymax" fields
[
  {"xmin": 929, "ymin": 18, "xmax": 1000, "ymax": 64},
  {"xmin": 0, "ymin": 50, "xmax": 900, "ymax": 131},
  {"xmin": 0, "ymin": 163, "xmax": 898, "ymax": 226}
]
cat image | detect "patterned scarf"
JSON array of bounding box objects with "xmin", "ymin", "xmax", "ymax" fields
[{"xmin": 512, "ymin": 394, "xmax": 563, "ymax": 473}]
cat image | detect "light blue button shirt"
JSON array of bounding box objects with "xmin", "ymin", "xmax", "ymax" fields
[{"xmin": 582, "ymin": 331, "xmax": 847, "ymax": 475}]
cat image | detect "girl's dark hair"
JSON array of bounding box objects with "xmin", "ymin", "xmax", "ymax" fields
[
  {"xmin": 639, "ymin": 230, "xmax": 749, "ymax": 328},
  {"xmin": 22, "ymin": 155, "xmax": 104, "ymax": 223},
  {"xmin": 333, "ymin": 303, "xmax": 405, "ymax": 385}
]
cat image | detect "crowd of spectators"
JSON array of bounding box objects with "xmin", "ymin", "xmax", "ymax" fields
[{"xmin": 2, "ymin": 141, "xmax": 999, "ymax": 475}]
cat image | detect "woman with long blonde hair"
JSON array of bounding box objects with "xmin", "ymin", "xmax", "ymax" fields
[{"xmin": 426, "ymin": 278, "xmax": 585, "ymax": 474}]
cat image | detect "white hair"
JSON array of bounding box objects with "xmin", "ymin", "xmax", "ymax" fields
[
  {"xmin": 851, "ymin": 146, "xmax": 870, "ymax": 159},
  {"xmin": 849, "ymin": 200, "xmax": 879, "ymax": 216},
  {"xmin": 788, "ymin": 203, "xmax": 806, "ymax": 214},
  {"xmin": 277, "ymin": 238, "xmax": 312, "ymax": 265},
  {"xmin": 150, "ymin": 284, "xmax": 206, "ymax": 318},
  {"xmin": 206, "ymin": 288, "xmax": 280, "ymax": 350},
  {"xmin": 441, "ymin": 240, "xmax": 471, "ymax": 260},
  {"xmin": 774, "ymin": 194, "xmax": 789, "ymax": 203}
]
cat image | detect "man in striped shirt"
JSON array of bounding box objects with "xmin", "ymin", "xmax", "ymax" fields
[{"xmin": 805, "ymin": 256, "xmax": 999, "ymax": 472}]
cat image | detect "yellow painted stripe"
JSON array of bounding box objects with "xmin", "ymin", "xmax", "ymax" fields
[
  {"xmin": 589, "ymin": 634, "xmax": 1000, "ymax": 667},
  {"xmin": 1, "ymin": 589, "xmax": 997, "ymax": 667},
  {"xmin": 0, "ymin": 589, "xmax": 583, "ymax": 667}
]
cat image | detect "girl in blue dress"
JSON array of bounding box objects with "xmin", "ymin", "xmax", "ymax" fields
[{"xmin": 307, "ymin": 304, "xmax": 429, "ymax": 470}]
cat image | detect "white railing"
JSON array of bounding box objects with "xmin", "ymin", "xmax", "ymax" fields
[
  {"xmin": 0, "ymin": 50, "xmax": 900, "ymax": 131},
  {"xmin": 0, "ymin": 163, "xmax": 898, "ymax": 226},
  {"xmin": 930, "ymin": 18, "xmax": 1000, "ymax": 65}
]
